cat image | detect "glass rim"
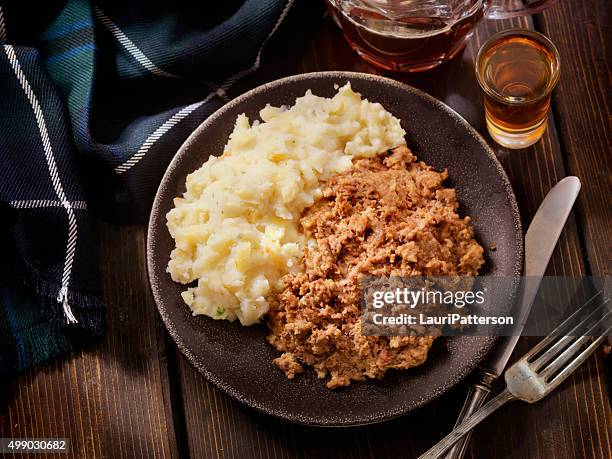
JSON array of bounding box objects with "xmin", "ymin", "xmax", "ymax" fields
[{"xmin": 475, "ymin": 28, "xmax": 561, "ymax": 106}]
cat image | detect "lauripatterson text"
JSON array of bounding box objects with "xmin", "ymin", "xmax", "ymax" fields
[{"xmin": 371, "ymin": 313, "xmax": 514, "ymax": 326}]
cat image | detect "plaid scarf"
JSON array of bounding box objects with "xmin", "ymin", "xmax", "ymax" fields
[{"xmin": 0, "ymin": 0, "xmax": 318, "ymax": 374}]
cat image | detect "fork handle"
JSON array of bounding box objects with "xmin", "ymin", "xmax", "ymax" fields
[
  {"xmin": 443, "ymin": 368, "xmax": 498, "ymax": 459},
  {"xmin": 418, "ymin": 388, "xmax": 516, "ymax": 459}
]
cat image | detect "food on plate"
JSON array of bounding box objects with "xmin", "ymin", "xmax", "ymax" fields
[
  {"xmin": 166, "ymin": 83, "xmax": 484, "ymax": 388},
  {"xmin": 267, "ymin": 146, "xmax": 484, "ymax": 388},
  {"xmin": 166, "ymin": 84, "xmax": 405, "ymax": 325}
]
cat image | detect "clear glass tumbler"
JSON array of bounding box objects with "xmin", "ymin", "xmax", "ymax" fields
[{"xmin": 476, "ymin": 29, "xmax": 560, "ymax": 148}]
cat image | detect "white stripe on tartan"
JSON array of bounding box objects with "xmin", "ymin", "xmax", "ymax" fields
[
  {"xmin": 4, "ymin": 45, "xmax": 78, "ymax": 324},
  {"xmin": 93, "ymin": 6, "xmax": 222, "ymax": 93},
  {"xmin": 113, "ymin": 0, "xmax": 295, "ymax": 175},
  {"xmin": 9, "ymin": 200, "xmax": 88, "ymax": 210},
  {"xmin": 114, "ymin": 94, "xmax": 217, "ymax": 174},
  {"xmin": 0, "ymin": 6, "xmax": 6, "ymax": 43},
  {"xmin": 94, "ymin": 6, "xmax": 177, "ymax": 79},
  {"xmin": 219, "ymin": 0, "xmax": 295, "ymax": 92}
]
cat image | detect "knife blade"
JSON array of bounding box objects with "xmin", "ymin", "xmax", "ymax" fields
[
  {"xmin": 482, "ymin": 175, "xmax": 581, "ymax": 375},
  {"xmin": 443, "ymin": 176, "xmax": 581, "ymax": 459}
]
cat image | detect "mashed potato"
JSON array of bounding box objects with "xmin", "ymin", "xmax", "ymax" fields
[{"xmin": 166, "ymin": 83, "xmax": 405, "ymax": 325}]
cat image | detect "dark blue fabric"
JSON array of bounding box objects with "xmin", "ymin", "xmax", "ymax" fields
[{"xmin": 0, "ymin": 0, "xmax": 321, "ymax": 374}]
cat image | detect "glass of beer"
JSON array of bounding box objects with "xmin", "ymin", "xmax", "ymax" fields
[{"xmin": 475, "ymin": 29, "xmax": 560, "ymax": 149}]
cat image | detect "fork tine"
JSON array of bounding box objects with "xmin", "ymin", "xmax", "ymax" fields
[
  {"xmin": 539, "ymin": 308, "xmax": 612, "ymax": 381},
  {"xmin": 567, "ymin": 298, "xmax": 611, "ymax": 335},
  {"xmin": 531, "ymin": 298, "xmax": 610, "ymax": 370},
  {"xmin": 523, "ymin": 291, "xmax": 603, "ymax": 362},
  {"xmin": 551, "ymin": 290, "xmax": 603, "ymax": 334},
  {"xmin": 531, "ymin": 336, "xmax": 574, "ymax": 371},
  {"xmin": 546, "ymin": 334, "xmax": 610, "ymax": 391}
]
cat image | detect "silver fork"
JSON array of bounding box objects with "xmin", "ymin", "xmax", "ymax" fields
[{"xmin": 419, "ymin": 292, "xmax": 612, "ymax": 459}]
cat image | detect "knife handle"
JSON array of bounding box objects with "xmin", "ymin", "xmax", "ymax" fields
[{"xmin": 442, "ymin": 368, "xmax": 497, "ymax": 459}]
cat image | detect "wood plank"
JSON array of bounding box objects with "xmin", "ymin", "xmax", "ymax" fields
[
  {"xmin": 173, "ymin": 12, "xmax": 610, "ymax": 459},
  {"xmin": 0, "ymin": 224, "xmax": 179, "ymax": 459},
  {"xmin": 537, "ymin": 0, "xmax": 612, "ymax": 276}
]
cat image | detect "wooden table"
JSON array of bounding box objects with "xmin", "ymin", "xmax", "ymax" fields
[{"xmin": 1, "ymin": 1, "xmax": 610, "ymax": 457}]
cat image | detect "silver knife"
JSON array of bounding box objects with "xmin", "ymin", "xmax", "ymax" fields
[{"xmin": 443, "ymin": 176, "xmax": 581, "ymax": 459}]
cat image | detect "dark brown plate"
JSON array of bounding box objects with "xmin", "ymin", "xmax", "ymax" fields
[{"xmin": 147, "ymin": 72, "xmax": 523, "ymax": 427}]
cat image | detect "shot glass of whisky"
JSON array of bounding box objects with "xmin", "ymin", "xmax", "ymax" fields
[{"xmin": 476, "ymin": 29, "xmax": 560, "ymax": 149}]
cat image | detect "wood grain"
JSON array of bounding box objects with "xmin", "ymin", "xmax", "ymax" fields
[
  {"xmin": 174, "ymin": 11, "xmax": 611, "ymax": 459},
  {"xmin": 537, "ymin": 0, "xmax": 612, "ymax": 276},
  {"xmin": 0, "ymin": 223, "xmax": 179, "ymax": 459}
]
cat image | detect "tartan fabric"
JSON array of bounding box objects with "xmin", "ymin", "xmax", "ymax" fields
[
  {"xmin": 0, "ymin": 42, "xmax": 105, "ymax": 374},
  {"xmin": 0, "ymin": 0, "xmax": 319, "ymax": 374}
]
